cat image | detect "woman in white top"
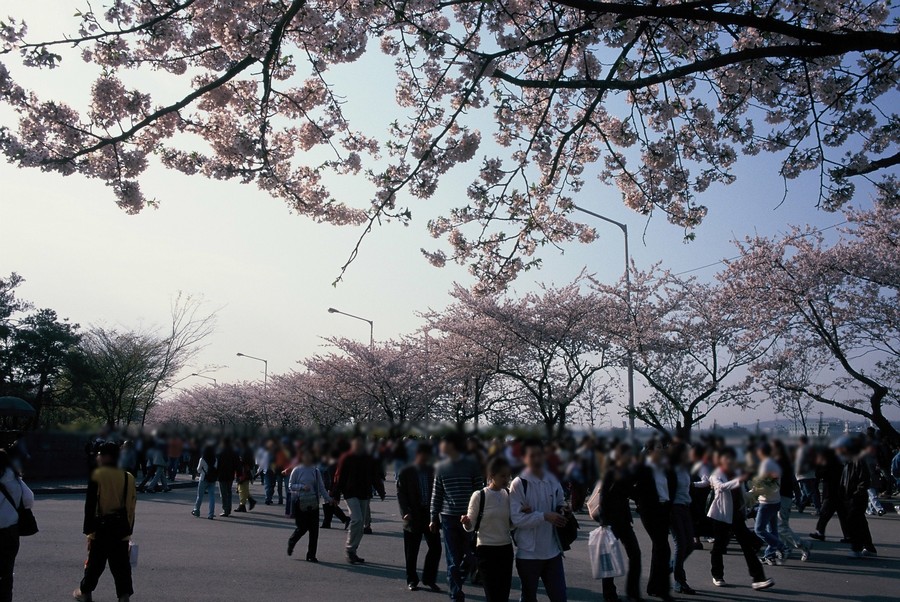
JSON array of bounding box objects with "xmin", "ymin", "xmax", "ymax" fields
[
  {"xmin": 0, "ymin": 448, "xmax": 35, "ymax": 602},
  {"xmin": 287, "ymin": 448, "xmax": 331, "ymax": 562},
  {"xmin": 461, "ymin": 456, "xmax": 513, "ymax": 602}
]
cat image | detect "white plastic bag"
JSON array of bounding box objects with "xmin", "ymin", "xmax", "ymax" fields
[
  {"xmin": 588, "ymin": 526, "xmax": 625, "ymax": 579},
  {"xmin": 129, "ymin": 542, "xmax": 139, "ymax": 569}
]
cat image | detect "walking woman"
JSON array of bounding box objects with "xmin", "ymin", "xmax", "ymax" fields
[
  {"xmin": 287, "ymin": 448, "xmax": 331, "ymax": 562},
  {"xmin": 598, "ymin": 443, "xmax": 641, "ymax": 602},
  {"xmin": 0, "ymin": 449, "xmax": 34, "ymax": 602},
  {"xmin": 462, "ymin": 456, "xmax": 514, "ymax": 602},
  {"xmin": 669, "ymin": 444, "xmax": 697, "ymax": 595},
  {"xmin": 772, "ymin": 440, "xmax": 810, "ymax": 560},
  {"xmin": 192, "ymin": 445, "xmax": 217, "ymax": 519}
]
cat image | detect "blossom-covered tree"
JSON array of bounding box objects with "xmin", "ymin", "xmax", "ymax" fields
[
  {"xmin": 150, "ymin": 381, "xmax": 265, "ymax": 430},
  {"xmin": 724, "ymin": 204, "xmax": 900, "ymax": 443},
  {"xmin": 2, "ymin": 1, "xmax": 896, "ymax": 288},
  {"xmin": 437, "ymin": 280, "xmax": 611, "ymax": 437},
  {"xmin": 594, "ymin": 267, "xmax": 770, "ymax": 439}
]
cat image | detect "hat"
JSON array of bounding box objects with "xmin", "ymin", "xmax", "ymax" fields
[{"xmin": 831, "ymin": 436, "xmax": 859, "ymax": 453}]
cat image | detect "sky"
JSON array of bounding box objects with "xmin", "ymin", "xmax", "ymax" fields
[{"xmin": 0, "ymin": 2, "xmax": 892, "ymax": 429}]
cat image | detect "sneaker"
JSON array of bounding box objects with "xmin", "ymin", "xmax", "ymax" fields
[
  {"xmin": 809, "ymin": 531, "xmax": 825, "ymax": 541},
  {"xmin": 778, "ymin": 549, "xmax": 790, "ymax": 563},
  {"xmin": 862, "ymin": 549, "xmax": 877, "ymax": 557},
  {"xmin": 848, "ymin": 551, "xmax": 864, "ymax": 559},
  {"xmin": 73, "ymin": 589, "xmax": 92, "ymax": 602},
  {"xmin": 674, "ymin": 581, "xmax": 696, "ymax": 595},
  {"xmin": 763, "ymin": 556, "xmax": 778, "ymax": 566},
  {"xmin": 752, "ymin": 579, "xmax": 774, "ymax": 590},
  {"xmin": 191, "ymin": 509, "xmax": 200, "ymax": 517},
  {"xmin": 347, "ymin": 553, "xmax": 366, "ymax": 564},
  {"xmin": 712, "ymin": 578, "xmax": 726, "ymax": 587},
  {"xmin": 235, "ymin": 505, "xmax": 247, "ymax": 513},
  {"xmin": 800, "ymin": 545, "xmax": 810, "ymax": 562},
  {"xmin": 877, "ymin": 509, "xmax": 885, "ymax": 516},
  {"xmin": 306, "ymin": 557, "xmax": 319, "ymax": 563}
]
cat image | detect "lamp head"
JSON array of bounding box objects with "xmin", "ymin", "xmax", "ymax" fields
[
  {"xmin": 327, "ymin": 307, "xmax": 339, "ymax": 314},
  {"xmin": 236, "ymin": 352, "xmax": 244, "ymax": 357}
]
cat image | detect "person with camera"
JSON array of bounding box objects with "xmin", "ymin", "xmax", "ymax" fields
[{"xmin": 73, "ymin": 442, "xmax": 137, "ymax": 602}]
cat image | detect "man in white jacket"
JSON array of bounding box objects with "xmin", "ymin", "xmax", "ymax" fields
[
  {"xmin": 509, "ymin": 439, "xmax": 568, "ymax": 602},
  {"xmin": 707, "ymin": 447, "xmax": 773, "ymax": 591}
]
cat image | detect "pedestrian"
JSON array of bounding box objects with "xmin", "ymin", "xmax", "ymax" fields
[
  {"xmin": 287, "ymin": 448, "xmax": 330, "ymax": 562},
  {"xmin": 320, "ymin": 450, "xmax": 350, "ymax": 530},
  {"xmin": 146, "ymin": 440, "xmax": 169, "ymax": 493},
  {"xmin": 751, "ymin": 442, "xmax": 787, "ymax": 566},
  {"xmin": 166, "ymin": 435, "xmax": 183, "ymax": 481},
  {"xmin": 235, "ymin": 443, "xmax": 258, "ymax": 513},
  {"xmin": 688, "ymin": 442, "xmax": 713, "ymax": 549},
  {"xmin": 809, "ymin": 447, "xmax": 848, "ymax": 542},
  {"xmin": 707, "ymin": 447, "xmax": 773, "ymax": 591},
  {"xmin": 597, "ymin": 443, "xmax": 642, "ymax": 602},
  {"xmin": 73, "ymin": 442, "xmax": 137, "ymax": 602},
  {"xmin": 430, "ymin": 432, "xmax": 483, "ymax": 601},
  {"xmin": 668, "ymin": 443, "xmax": 697, "ymax": 595},
  {"xmin": 861, "ymin": 442, "xmax": 886, "ymax": 516},
  {"xmin": 192, "ymin": 445, "xmax": 217, "ymax": 520},
  {"xmin": 509, "ymin": 439, "xmax": 568, "ymax": 602},
  {"xmin": 633, "ymin": 440, "xmax": 673, "ymax": 601},
  {"xmin": 834, "ymin": 437, "xmax": 877, "ymax": 558},
  {"xmin": 462, "ymin": 456, "xmax": 513, "ymax": 602},
  {"xmin": 331, "ymin": 435, "xmax": 385, "ymax": 565},
  {"xmin": 794, "ymin": 436, "xmax": 821, "ymax": 513},
  {"xmin": 216, "ymin": 438, "xmax": 238, "ymax": 517},
  {"xmin": 772, "ymin": 440, "xmax": 810, "ymax": 560},
  {"xmin": 0, "ymin": 448, "xmax": 34, "ymax": 602},
  {"xmin": 397, "ymin": 444, "xmax": 442, "ymax": 593}
]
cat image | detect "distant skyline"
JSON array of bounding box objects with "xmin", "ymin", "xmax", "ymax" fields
[{"xmin": 1, "ymin": 3, "xmax": 895, "ymax": 430}]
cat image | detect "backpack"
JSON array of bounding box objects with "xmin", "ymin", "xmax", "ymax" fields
[
  {"xmin": 204, "ymin": 461, "xmax": 218, "ymax": 483},
  {"xmin": 586, "ymin": 479, "xmax": 603, "ymax": 523}
]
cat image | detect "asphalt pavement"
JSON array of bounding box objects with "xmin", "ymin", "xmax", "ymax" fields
[{"xmin": 15, "ymin": 480, "xmax": 900, "ymax": 601}]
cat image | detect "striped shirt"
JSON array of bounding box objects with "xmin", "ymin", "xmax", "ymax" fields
[{"xmin": 431, "ymin": 455, "xmax": 483, "ymax": 520}]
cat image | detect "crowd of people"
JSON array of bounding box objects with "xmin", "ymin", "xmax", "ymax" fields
[{"xmin": 0, "ymin": 425, "xmax": 898, "ymax": 602}]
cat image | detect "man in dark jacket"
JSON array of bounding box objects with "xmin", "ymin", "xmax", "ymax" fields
[
  {"xmin": 632, "ymin": 440, "xmax": 673, "ymax": 601},
  {"xmin": 216, "ymin": 438, "xmax": 238, "ymax": 517},
  {"xmin": 331, "ymin": 435, "xmax": 386, "ymax": 564},
  {"xmin": 397, "ymin": 444, "xmax": 442, "ymax": 592},
  {"xmin": 598, "ymin": 443, "xmax": 641, "ymax": 602},
  {"xmin": 810, "ymin": 448, "xmax": 847, "ymax": 541},
  {"xmin": 836, "ymin": 437, "xmax": 876, "ymax": 557}
]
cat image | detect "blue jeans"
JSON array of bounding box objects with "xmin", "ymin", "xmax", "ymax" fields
[
  {"xmin": 797, "ymin": 478, "xmax": 821, "ymax": 512},
  {"xmin": 194, "ymin": 480, "xmax": 216, "ymax": 518},
  {"xmin": 754, "ymin": 502, "xmax": 784, "ymax": 558},
  {"xmin": 515, "ymin": 554, "xmax": 567, "ymax": 602},
  {"xmin": 441, "ymin": 515, "xmax": 474, "ymax": 601},
  {"xmin": 866, "ymin": 488, "xmax": 884, "ymax": 514},
  {"xmin": 263, "ymin": 470, "xmax": 275, "ymax": 503}
]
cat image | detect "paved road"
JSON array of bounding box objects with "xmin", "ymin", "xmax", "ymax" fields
[{"xmin": 16, "ymin": 481, "xmax": 900, "ymax": 602}]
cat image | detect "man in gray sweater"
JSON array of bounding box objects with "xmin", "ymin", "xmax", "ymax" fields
[{"xmin": 430, "ymin": 433, "xmax": 483, "ymax": 601}]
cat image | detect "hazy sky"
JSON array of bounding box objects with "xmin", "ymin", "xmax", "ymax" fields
[{"xmin": 1, "ymin": 3, "xmax": 891, "ymax": 429}]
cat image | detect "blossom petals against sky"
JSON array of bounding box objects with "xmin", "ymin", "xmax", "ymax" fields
[{"xmin": 0, "ymin": 2, "xmax": 875, "ymax": 427}]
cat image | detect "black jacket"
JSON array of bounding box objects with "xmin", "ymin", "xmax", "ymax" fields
[
  {"xmin": 632, "ymin": 463, "xmax": 671, "ymax": 518},
  {"xmin": 397, "ymin": 463, "xmax": 435, "ymax": 532},
  {"xmin": 841, "ymin": 457, "xmax": 871, "ymax": 509},
  {"xmin": 216, "ymin": 448, "xmax": 239, "ymax": 482},
  {"xmin": 598, "ymin": 467, "xmax": 635, "ymax": 527},
  {"xmin": 331, "ymin": 452, "xmax": 385, "ymax": 501}
]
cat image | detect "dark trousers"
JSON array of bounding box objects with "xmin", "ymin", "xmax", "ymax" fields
[
  {"xmin": 816, "ymin": 496, "xmax": 848, "ymax": 536},
  {"xmin": 476, "ymin": 544, "xmax": 513, "ymax": 602},
  {"xmin": 264, "ymin": 470, "xmax": 275, "ymax": 503},
  {"xmin": 670, "ymin": 504, "xmax": 695, "ymax": 586},
  {"xmin": 640, "ymin": 510, "xmax": 671, "ymax": 595},
  {"xmin": 322, "ymin": 501, "xmax": 349, "ymax": 527},
  {"xmin": 441, "ymin": 515, "xmax": 475, "ymax": 601},
  {"xmin": 80, "ymin": 536, "xmax": 133, "ymax": 598},
  {"xmin": 710, "ymin": 518, "xmax": 766, "ymax": 582},
  {"xmin": 288, "ymin": 508, "xmax": 320, "ymax": 559},
  {"xmin": 845, "ymin": 503, "xmax": 875, "ymax": 553},
  {"xmin": 601, "ymin": 522, "xmax": 641, "ymax": 600},
  {"xmin": 515, "ymin": 554, "xmax": 567, "ymax": 602},
  {"xmin": 403, "ymin": 523, "xmax": 442, "ymax": 587},
  {"xmin": 0, "ymin": 526, "xmax": 19, "ymax": 602},
  {"xmin": 218, "ymin": 480, "xmax": 234, "ymax": 515}
]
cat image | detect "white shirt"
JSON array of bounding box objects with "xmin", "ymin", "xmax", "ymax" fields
[
  {"xmin": 463, "ymin": 487, "xmax": 512, "ymax": 547},
  {"xmin": 757, "ymin": 457, "xmax": 782, "ymax": 504},
  {"xmin": 509, "ymin": 470, "xmax": 565, "ymax": 560},
  {"xmin": 0, "ymin": 469, "xmax": 34, "ymax": 529}
]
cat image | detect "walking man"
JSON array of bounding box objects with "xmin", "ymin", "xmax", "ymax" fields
[
  {"xmin": 331, "ymin": 435, "xmax": 385, "ymax": 564},
  {"xmin": 753, "ymin": 442, "xmax": 787, "ymax": 565},
  {"xmin": 397, "ymin": 444, "xmax": 442, "ymax": 592},
  {"xmin": 835, "ymin": 437, "xmax": 877, "ymax": 557},
  {"xmin": 431, "ymin": 432, "xmax": 483, "ymax": 602},
  {"xmin": 509, "ymin": 439, "xmax": 568, "ymax": 602},
  {"xmin": 73, "ymin": 442, "xmax": 137, "ymax": 602},
  {"xmin": 216, "ymin": 438, "xmax": 238, "ymax": 517},
  {"xmin": 633, "ymin": 440, "xmax": 673, "ymax": 601}
]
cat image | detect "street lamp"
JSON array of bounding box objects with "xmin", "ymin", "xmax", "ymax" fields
[
  {"xmin": 190, "ymin": 373, "xmax": 217, "ymax": 385},
  {"xmin": 236, "ymin": 352, "xmax": 269, "ymax": 426},
  {"xmin": 572, "ymin": 204, "xmax": 636, "ymax": 443},
  {"xmin": 327, "ymin": 307, "xmax": 375, "ymax": 352}
]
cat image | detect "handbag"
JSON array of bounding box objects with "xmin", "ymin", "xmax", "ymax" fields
[
  {"xmin": 292, "ymin": 469, "xmax": 321, "ymax": 512},
  {"xmin": 95, "ymin": 472, "xmax": 132, "ymax": 540},
  {"xmin": 586, "ymin": 479, "xmax": 603, "ymax": 523},
  {"xmin": 588, "ymin": 526, "xmax": 625, "ymax": 579},
  {"xmin": 0, "ymin": 480, "xmax": 38, "ymax": 537},
  {"xmin": 520, "ymin": 478, "xmax": 579, "ymax": 551}
]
